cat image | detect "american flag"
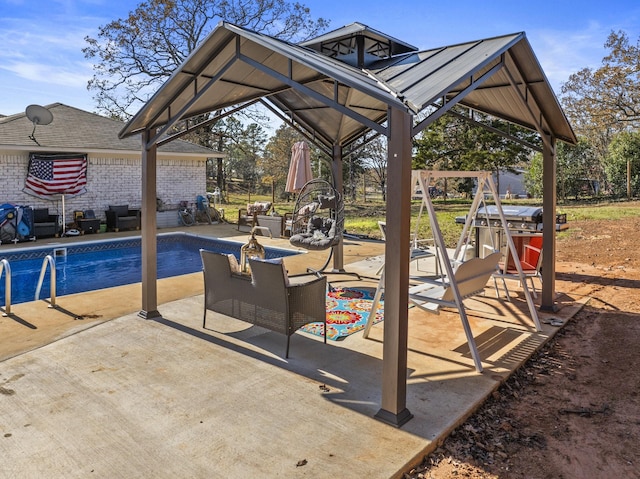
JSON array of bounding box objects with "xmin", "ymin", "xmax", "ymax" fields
[{"xmin": 24, "ymin": 153, "xmax": 87, "ymax": 198}]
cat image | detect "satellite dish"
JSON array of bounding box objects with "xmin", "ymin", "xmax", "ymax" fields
[
  {"xmin": 26, "ymin": 104, "xmax": 53, "ymax": 125},
  {"xmin": 25, "ymin": 104, "xmax": 53, "ymax": 146}
]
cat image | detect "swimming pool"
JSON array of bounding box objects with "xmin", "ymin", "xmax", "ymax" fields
[{"xmin": 0, "ymin": 233, "xmax": 299, "ymax": 306}]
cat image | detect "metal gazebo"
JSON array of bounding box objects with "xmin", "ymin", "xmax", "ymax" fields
[{"xmin": 120, "ymin": 22, "xmax": 576, "ymax": 427}]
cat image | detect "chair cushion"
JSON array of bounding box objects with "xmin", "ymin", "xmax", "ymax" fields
[
  {"xmin": 317, "ymin": 194, "xmax": 336, "ymax": 209},
  {"xmin": 252, "ymin": 257, "xmax": 289, "ymax": 286},
  {"xmin": 298, "ymin": 202, "xmax": 318, "ymax": 216},
  {"xmin": 290, "ymin": 215, "xmax": 338, "ymax": 250},
  {"xmin": 33, "ymin": 208, "xmax": 51, "ymax": 222},
  {"xmin": 109, "ymin": 205, "xmax": 129, "ymax": 217},
  {"xmin": 246, "ymin": 201, "xmax": 271, "ymax": 215},
  {"xmin": 308, "ymin": 216, "xmax": 335, "ymax": 235},
  {"xmin": 117, "ymin": 216, "xmax": 139, "ymax": 229},
  {"xmin": 227, "ymin": 254, "xmax": 241, "ymax": 274},
  {"xmin": 290, "ymin": 233, "xmax": 336, "ymax": 251}
]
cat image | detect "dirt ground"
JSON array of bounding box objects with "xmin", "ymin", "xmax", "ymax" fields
[{"xmin": 403, "ymin": 213, "xmax": 640, "ymax": 479}]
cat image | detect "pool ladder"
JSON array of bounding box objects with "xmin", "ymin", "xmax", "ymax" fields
[
  {"xmin": 35, "ymin": 255, "xmax": 57, "ymax": 308},
  {"xmin": 0, "ymin": 255, "xmax": 57, "ymax": 315},
  {"xmin": 1, "ymin": 258, "xmax": 11, "ymax": 316}
]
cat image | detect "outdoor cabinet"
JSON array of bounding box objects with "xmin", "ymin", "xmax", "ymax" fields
[
  {"xmin": 75, "ymin": 210, "xmax": 101, "ymax": 234},
  {"xmin": 256, "ymin": 214, "xmax": 283, "ymax": 237}
]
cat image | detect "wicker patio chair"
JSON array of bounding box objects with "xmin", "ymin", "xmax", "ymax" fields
[{"xmin": 200, "ymin": 250, "xmax": 327, "ymax": 357}]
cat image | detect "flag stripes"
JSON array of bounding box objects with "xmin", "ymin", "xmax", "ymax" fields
[{"xmin": 24, "ymin": 153, "xmax": 87, "ymax": 198}]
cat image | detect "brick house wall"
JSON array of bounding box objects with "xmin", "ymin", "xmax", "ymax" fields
[{"xmin": 0, "ymin": 151, "xmax": 206, "ymax": 222}]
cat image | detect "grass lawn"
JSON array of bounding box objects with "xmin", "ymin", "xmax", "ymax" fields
[{"xmin": 219, "ymin": 192, "xmax": 640, "ymax": 248}]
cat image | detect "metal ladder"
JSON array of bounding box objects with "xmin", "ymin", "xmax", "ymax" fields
[
  {"xmin": 35, "ymin": 255, "xmax": 57, "ymax": 308},
  {"xmin": 1, "ymin": 258, "xmax": 11, "ymax": 316}
]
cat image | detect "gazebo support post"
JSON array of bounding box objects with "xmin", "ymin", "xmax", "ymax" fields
[
  {"xmin": 541, "ymin": 134, "xmax": 557, "ymax": 311},
  {"xmin": 331, "ymin": 144, "xmax": 345, "ymax": 272},
  {"xmin": 375, "ymin": 107, "xmax": 413, "ymax": 427},
  {"xmin": 139, "ymin": 129, "xmax": 161, "ymax": 319}
]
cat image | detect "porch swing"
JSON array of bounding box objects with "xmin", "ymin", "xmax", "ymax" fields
[
  {"xmin": 363, "ymin": 170, "xmax": 542, "ymax": 373},
  {"xmin": 289, "ymin": 178, "xmax": 344, "ymax": 272}
]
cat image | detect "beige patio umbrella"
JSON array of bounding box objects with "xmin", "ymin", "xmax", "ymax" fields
[{"xmin": 285, "ymin": 141, "xmax": 313, "ymax": 193}]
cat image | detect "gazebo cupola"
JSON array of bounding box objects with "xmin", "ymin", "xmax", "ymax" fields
[{"xmin": 300, "ymin": 22, "xmax": 418, "ymax": 68}]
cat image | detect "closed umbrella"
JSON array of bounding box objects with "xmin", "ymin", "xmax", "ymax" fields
[{"xmin": 285, "ymin": 141, "xmax": 312, "ymax": 193}]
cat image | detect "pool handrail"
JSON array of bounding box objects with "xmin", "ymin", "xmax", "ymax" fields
[
  {"xmin": 0, "ymin": 258, "xmax": 11, "ymax": 316},
  {"xmin": 35, "ymin": 255, "xmax": 56, "ymax": 307}
]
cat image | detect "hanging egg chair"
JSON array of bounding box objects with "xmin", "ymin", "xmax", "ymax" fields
[{"xmin": 289, "ymin": 178, "xmax": 344, "ymax": 272}]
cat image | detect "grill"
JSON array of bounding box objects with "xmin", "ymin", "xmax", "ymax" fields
[
  {"xmin": 475, "ymin": 205, "xmax": 543, "ymax": 232},
  {"xmin": 456, "ymin": 205, "xmax": 567, "ymax": 258}
]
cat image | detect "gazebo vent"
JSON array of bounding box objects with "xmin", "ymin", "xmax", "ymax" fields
[{"xmin": 300, "ymin": 22, "xmax": 417, "ymax": 68}]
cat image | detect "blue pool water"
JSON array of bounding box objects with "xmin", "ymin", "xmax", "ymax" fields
[{"xmin": 0, "ymin": 233, "xmax": 299, "ymax": 306}]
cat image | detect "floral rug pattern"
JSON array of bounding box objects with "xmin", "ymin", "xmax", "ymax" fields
[{"xmin": 300, "ymin": 287, "xmax": 384, "ymax": 341}]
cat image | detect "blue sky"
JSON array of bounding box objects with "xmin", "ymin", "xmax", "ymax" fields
[{"xmin": 1, "ymin": 0, "xmax": 639, "ymax": 117}]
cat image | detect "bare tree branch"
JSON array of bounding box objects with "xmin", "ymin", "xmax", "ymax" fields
[{"xmin": 83, "ymin": 0, "xmax": 328, "ymax": 118}]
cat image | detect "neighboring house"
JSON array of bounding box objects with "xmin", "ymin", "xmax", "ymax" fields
[
  {"xmin": 0, "ymin": 103, "xmax": 223, "ymax": 224},
  {"xmin": 468, "ymin": 169, "xmax": 529, "ymax": 199},
  {"xmin": 495, "ymin": 169, "xmax": 529, "ymax": 198}
]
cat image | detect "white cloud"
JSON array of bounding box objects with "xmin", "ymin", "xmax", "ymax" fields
[
  {"xmin": 528, "ymin": 22, "xmax": 611, "ymax": 94},
  {"xmin": 2, "ymin": 61, "xmax": 91, "ymax": 88},
  {"xmin": 0, "ymin": 14, "xmax": 95, "ymax": 90},
  {"xmin": 0, "ymin": 11, "xmax": 100, "ymax": 114}
]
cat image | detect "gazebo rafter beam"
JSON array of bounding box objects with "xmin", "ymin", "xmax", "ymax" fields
[
  {"xmin": 447, "ymin": 78, "xmax": 546, "ymax": 95},
  {"xmin": 504, "ymin": 51, "xmax": 552, "ymax": 150},
  {"xmin": 239, "ymin": 53, "xmax": 388, "ymax": 137},
  {"xmin": 148, "ymin": 56, "xmax": 236, "ymax": 148},
  {"xmin": 259, "ymin": 98, "xmax": 333, "ymax": 156},
  {"xmin": 156, "ymin": 99, "xmax": 260, "ymax": 147},
  {"xmin": 263, "ymin": 93, "xmax": 335, "ymax": 147},
  {"xmin": 138, "ymin": 36, "xmax": 238, "ymax": 140},
  {"xmin": 448, "ymin": 109, "xmax": 542, "ymax": 152}
]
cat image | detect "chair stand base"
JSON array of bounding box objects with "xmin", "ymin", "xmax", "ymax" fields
[{"xmin": 374, "ymin": 407, "xmax": 414, "ymax": 428}]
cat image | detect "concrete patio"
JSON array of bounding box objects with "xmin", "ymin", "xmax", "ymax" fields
[{"xmin": 0, "ymin": 223, "xmax": 587, "ymax": 478}]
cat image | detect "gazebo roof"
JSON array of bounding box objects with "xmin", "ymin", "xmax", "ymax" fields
[{"xmin": 120, "ymin": 22, "xmax": 576, "ymax": 150}]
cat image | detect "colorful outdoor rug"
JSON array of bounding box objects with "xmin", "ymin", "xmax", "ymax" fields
[{"xmin": 300, "ymin": 287, "xmax": 384, "ymax": 341}]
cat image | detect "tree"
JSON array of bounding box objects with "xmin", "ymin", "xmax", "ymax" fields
[
  {"xmin": 177, "ymin": 115, "xmax": 239, "ymax": 195},
  {"xmin": 83, "ymin": 0, "xmax": 328, "ymax": 118},
  {"xmin": 555, "ymin": 139, "xmax": 601, "ymax": 200},
  {"xmin": 210, "ymin": 116, "xmax": 244, "ymax": 188},
  {"xmin": 561, "ymin": 30, "xmax": 640, "ymax": 162},
  {"xmin": 261, "ymin": 124, "xmax": 304, "ymax": 200},
  {"xmin": 359, "ymin": 136, "xmax": 388, "ymax": 201},
  {"xmin": 413, "ymin": 112, "xmax": 538, "ymax": 196},
  {"xmin": 413, "ymin": 114, "xmax": 476, "ymax": 197},
  {"xmin": 341, "ymin": 142, "xmax": 369, "ymax": 201},
  {"xmin": 606, "ymin": 131, "xmax": 640, "ymax": 198},
  {"xmin": 228, "ymin": 122, "xmax": 267, "ymax": 189},
  {"xmin": 523, "ymin": 153, "xmax": 544, "ymax": 198},
  {"xmin": 524, "ymin": 139, "xmax": 601, "ymax": 200}
]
